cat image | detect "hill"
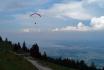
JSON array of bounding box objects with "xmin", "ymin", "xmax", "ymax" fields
[
  {"xmin": 36, "ymin": 59, "xmax": 77, "ymax": 70},
  {"xmin": 0, "ymin": 41, "xmax": 38, "ymax": 70}
]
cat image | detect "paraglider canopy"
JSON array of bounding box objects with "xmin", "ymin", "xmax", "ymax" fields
[{"xmin": 30, "ymin": 12, "xmax": 41, "ymax": 17}]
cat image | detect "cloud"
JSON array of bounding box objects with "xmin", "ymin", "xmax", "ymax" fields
[
  {"xmin": 91, "ymin": 16, "xmax": 104, "ymax": 30},
  {"xmin": 83, "ymin": 0, "xmax": 104, "ymax": 16},
  {"xmin": 0, "ymin": 0, "xmax": 48, "ymax": 11},
  {"xmin": 52, "ymin": 16, "xmax": 104, "ymax": 32},
  {"xmin": 38, "ymin": 0, "xmax": 104, "ymax": 20},
  {"xmin": 52, "ymin": 22, "xmax": 90, "ymax": 32},
  {"xmin": 14, "ymin": 12, "xmax": 32, "ymax": 22},
  {"xmin": 38, "ymin": 1, "xmax": 94, "ymax": 20},
  {"xmin": 86, "ymin": 0, "xmax": 104, "ymax": 4},
  {"xmin": 86, "ymin": 0, "xmax": 97, "ymax": 3},
  {"xmin": 13, "ymin": 12, "xmax": 104, "ymax": 32},
  {"xmin": 21, "ymin": 28, "xmax": 41, "ymax": 33}
]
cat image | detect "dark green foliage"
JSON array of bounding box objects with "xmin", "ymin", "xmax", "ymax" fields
[
  {"xmin": 17, "ymin": 42, "xmax": 21, "ymax": 49},
  {"xmin": 42, "ymin": 51, "xmax": 47, "ymax": 60},
  {"xmin": 13, "ymin": 43, "xmax": 21, "ymax": 52},
  {"xmin": 78, "ymin": 60, "xmax": 88, "ymax": 70},
  {"xmin": 22, "ymin": 41, "xmax": 28, "ymax": 52},
  {"xmin": 38, "ymin": 59, "xmax": 76, "ymax": 70},
  {"xmin": 89, "ymin": 62, "xmax": 97, "ymax": 70},
  {"xmin": 0, "ymin": 36, "xmax": 2, "ymax": 42},
  {"xmin": 102, "ymin": 67, "xmax": 104, "ymax": 70},
  {"xmin": 44, "ymin": 57, "xmax": 99, "ymax": 70},
  {"xmin": 0, "ymin": 36, "xmax": 38, "ymax": 70},
  {"xmin": 43, "ymin": 51, "xmax": 47, "ymax": 58},
  {"xmin": 30, "ymin": 43, "xmax": 41, "ymax": 58},
  {"xmin": 5, "ymin": 38, "xmax": 8, "ymax": 42}
]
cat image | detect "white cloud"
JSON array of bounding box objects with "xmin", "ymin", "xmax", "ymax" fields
[
  {"xmin": 52, "ymin": 16, "xmax": 104, "ymax": 32},
  {"xmin": 22, "ymin": 28, "xmax": 30, "ymax": 32},
  {"xmin": 77, "ymin": 22, "xmax": 90, "ymax": 31},
  {"xmin": 38, "ymin": 1, "xmax": 94, "ymax": 20},
  {"xmin": 21, "ymin": 28, "xmax": 41, "ymax": 33},
  {"xmin": 91, "ymin": 16, "xmax": 104, "ymax": 30},
  {"xmin": 52, "ymin": 22, "xmax": 90, "ymax": 32}
]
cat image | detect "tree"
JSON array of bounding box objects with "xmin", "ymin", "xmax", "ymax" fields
[
  {"xmin": 22, "ymin": 41, "xmax": 28, "ymax": 52},
  {"xmin": 79, "ymin": 60, "xmax": 88, "ymax": 70},
  {"xmin": 89, "ymin": 62, "xmax": 97, "ymax": 70},
  {"xmin": 30, "ymin": 43, "xmax": 41, "ymax": 58},
  {"xmin": 13, "ymin": 42, "xmax": 21, "ymax": 52},
  {"xmin": 0, "ymin": 36, "xmax": 3, "ymax": 42},
  {"xmin": 102, "ymin": 67, "xmax": 104, "ymax": 70},
  {"xmin": 17, "ymin": 42, "xmax": 21, "ymax": 50},
  {"xmin": 5, "ymin": 37, "xmax": 8, "ymax": 42},
  {"xmin": 42, "ymin": 51, "xmax": 47, "ymax": 59},
  {"xmin": 13, "ymin": 43, "xmax": 18, "ymax": 51}
]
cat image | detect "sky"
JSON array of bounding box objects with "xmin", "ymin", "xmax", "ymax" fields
[{"xmin": 0, "ymin": 0, "xmax": 104, "ymax": 43}]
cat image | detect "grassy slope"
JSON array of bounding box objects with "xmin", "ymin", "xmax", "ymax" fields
[
  {"xmin": 37, "ymin": 59, "xmax": 77, "ymax": 70},
  {"xmin": 0, "ymin": 42, "xmax": 38, "ymax": 70}
]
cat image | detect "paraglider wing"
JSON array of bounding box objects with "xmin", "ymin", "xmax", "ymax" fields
[{"xmin": 30, "ymin": 13, "xmax": 41, "ymax": 17}]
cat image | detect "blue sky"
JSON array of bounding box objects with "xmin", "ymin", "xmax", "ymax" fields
[{"xmin": 0, "ymin": 0, "xmax": 104, "ymax": 42}]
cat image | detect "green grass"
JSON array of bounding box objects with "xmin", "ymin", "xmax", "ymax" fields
[
  {"xmin": 0, "ymin": 42, "xmax": 38, "ymax": 70},
  {"xmin": 37, "ymin": 59, "xmax": 77, "ymax": 70}
]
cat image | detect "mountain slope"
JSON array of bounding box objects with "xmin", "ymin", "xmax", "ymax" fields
[{"xmin": 0, "ymin": 41, "xmax": 38, "ymax": 70}]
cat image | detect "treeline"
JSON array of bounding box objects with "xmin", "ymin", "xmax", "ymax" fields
[{"xmin": 0, "ymin": 36, "xmax": 104, "ymax": 70}]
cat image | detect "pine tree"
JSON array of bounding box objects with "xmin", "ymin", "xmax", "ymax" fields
[
  {"xmin": 79, "ymin": 60, "xmax": 88, "ymax": 70},
  {"xmin": 22, "ymin": 41, "xmax": 28, "ymax": 52},
  {"xmin": 0, "ymin": 36, "xmax": 2, "ymax": 42},
  {"xmin": 30, "ymin": 43, "xmax": 41, "ymax": 58},
  {"xmin": 5, "ymin": 37, "xmax": 8, "ymax": 42},
  {"xmin": 90, "ymin": 62, "xmax": 97, "ymax": 70},
  {"xmin": 42, "ymin": 51, "xmax": 47, "ymax": 59},
  {"xmin": 17, "ymin": 42, "xmax": 21, "ymax": 50},
  {"xmin": 13, "ymin": 43, "xmax": 18, "ymax": 51},
  {"xmin": 102, "ymin": 67, "xmax": 104, "ymax": 70}
]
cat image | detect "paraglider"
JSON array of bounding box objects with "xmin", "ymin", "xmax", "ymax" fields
[
  {"xmin": 30, "ymin": 13, "xmax": 42, "ymax": 17},
  {"xmin": 30, "ymin": 12, "xmax": 41, "ymax": 24}
]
